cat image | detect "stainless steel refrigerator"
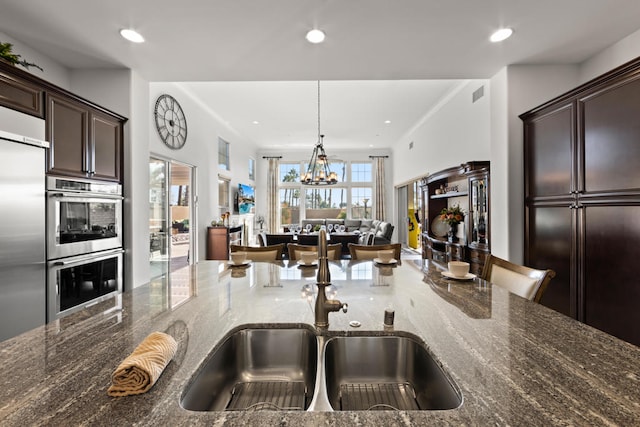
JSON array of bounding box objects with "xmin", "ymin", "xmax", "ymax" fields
[{"xmin": 0, "ymin": 129, "xmax": 49, "ymax": 341}]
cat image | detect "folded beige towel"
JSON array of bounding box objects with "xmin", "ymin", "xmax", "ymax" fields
[{"xmin": 107, "ymin": 331, "xmax": 178, "ymax": 397}]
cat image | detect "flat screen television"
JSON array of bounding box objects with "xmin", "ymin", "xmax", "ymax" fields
[{"xmin": 236, "ymin": 183, "xmax": 255, "ymax": 214}]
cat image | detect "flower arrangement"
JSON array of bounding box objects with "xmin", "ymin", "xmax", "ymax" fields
[{"xmin": 440, "ymin": 204, "xmax": 464, "ymax": 226}]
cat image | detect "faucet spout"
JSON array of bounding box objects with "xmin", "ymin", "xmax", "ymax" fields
[{"xmin": 314, "ymin": 229, "xmax": 347, "ymax": 329}]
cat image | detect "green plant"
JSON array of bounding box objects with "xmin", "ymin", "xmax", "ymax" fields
[
  {"xmin": 0, "ymin": 42, "xmax": 43, "ymax": 71},
  {"xmin": 313, "ymin": 224, "xmax": 322, "ymax": 232},
  {"xmin": 439, "ymin": 204, "xmax": 464, "ymax": 225}
]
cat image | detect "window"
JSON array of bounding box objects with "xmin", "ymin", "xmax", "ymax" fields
[
  {"xmin": 279, "ymin": 188, "xmax": 300, "ymax": 227},
  {"xmin": 351, "ymin": 187, "xmax": 373, "ymax": 219},
  {"xmin": 279, "ymin": 163, "xmax": 300, "ymax": 183},
  {"xmin": 218, "ymin": 138, "xmax": 230, "ymax": 171},
  {"xmin": 305, "ymin": 187, "xmax": 346, "ymax": 220},
  {"xmin": 351, "ymin": 162, "xmax": 372, "ymax": 182},
  {"xmin": 277, "ymin": 160, "xmax": 372, "ymax": 224},
  {"xmin": 218, "ymin": 176, "xmax": 230, "ymax": 216},
  {"xmin": 248, "ymin": 158, "xmax": 255, "ymax": 181}
]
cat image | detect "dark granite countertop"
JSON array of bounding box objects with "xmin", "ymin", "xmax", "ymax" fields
[{"xmin": 1, "ymin": 259, "xmax": 639, "ymax": 426}]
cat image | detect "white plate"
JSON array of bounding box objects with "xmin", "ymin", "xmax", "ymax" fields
[
  {"xmin": 431, "ymin": 217, "xmax": 449, "ymax": 237},
  {"xmin": 441, "ymin": 271, "xmax": 476, "ymax": 281},
  {"xmin": 228, "ymin": 260, "xmax": 251, "ymax": 267},
  {"xmin": 374, "ymin": 258, "xmax": 398, "ymax": 265},
  {"xmin": 297, "ymin": 260, "xmax": 318, "ymax": 267}
]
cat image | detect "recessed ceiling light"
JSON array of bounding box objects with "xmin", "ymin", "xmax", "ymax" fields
[
  {"xmin": 384, "ymin": 120, "xmax": 391, "ymax": 124},
  {"xmin": 490, "ymin": 28, "xmax": 513, "ymax": 43},
  {"xmin": 306, "ymin": 29, "xmax": 326, "ymax": 44},
  {"xmin": 252, "ymin": 121, "xmax": 260, "ymax": 125},
  {"xmin": 120, "ymin": 29, "xmax": 145, "ymax": 43}
]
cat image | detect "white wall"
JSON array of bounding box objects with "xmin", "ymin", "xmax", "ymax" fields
[
  {"xmin": 149, "ymin": 83, "xmax": 257, "ymax": 267},
  {"xmin": 0, "ymin": 32, "xmax": 70, "ymax": 89},
  {"xmin": 392, "ymin": 80, "xmax": 491, "ymax": 185},
  {"xmin": 579, "ymin": 27, "xmax": 640, "ymax": 84}
]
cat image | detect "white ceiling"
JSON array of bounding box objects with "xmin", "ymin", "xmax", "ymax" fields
[{"xmin": 2, "ymin": 0, "xmax": 640, "ymax": 149}]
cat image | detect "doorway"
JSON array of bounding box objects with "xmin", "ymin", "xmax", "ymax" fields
[
  {"xmin": 396, "ymin": 180, "xmax": 422, "ymax": 251},
  {"xmin": 149, "ymin": 157, "xmax": 196, "ymax": 279}
]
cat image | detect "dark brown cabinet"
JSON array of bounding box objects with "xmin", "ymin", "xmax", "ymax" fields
[
  {"xmin": 0, "ymin": 60, "xmax": 126, "ymax": 183},
  {"xmin": 522, "ymin": 57, "xmax": 640, "ymax": 346},
  {"xmin": 0, "ymin": 63, "xmax": 44, "ymax": 118},
  {"xmin": 206, "ymin": 226, "xmax": 243, "ymax": 260},
  {"xmin": 46, "ymin": 93, "xmax": 122, "ymax": 182},
  {"xmin": 420, "ymin": 161, "xmax": 490, "ymax": 275}
]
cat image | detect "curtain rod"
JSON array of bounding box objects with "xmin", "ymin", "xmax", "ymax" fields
[
  {"xmin": 369, "ymin": 155, "xmax": 389, "ymax": 159},
  {"xmin": 262, "ymin": 156, "xmax": 283, "ymax": 159}
]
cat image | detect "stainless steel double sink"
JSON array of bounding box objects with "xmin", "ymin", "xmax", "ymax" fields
[{"xmin": 180, "ymin": 325, "xmax": 462, "ymax": 412}]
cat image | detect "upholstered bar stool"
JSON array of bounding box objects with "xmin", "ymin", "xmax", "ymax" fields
[{"xmin": 480, "ymin": 254, "xmax": 555, "ymax": 303}]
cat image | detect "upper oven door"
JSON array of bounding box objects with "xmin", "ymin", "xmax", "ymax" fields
[{"xmin": 47, "ymin": 191, "xmax": 123, "ymax": 259}]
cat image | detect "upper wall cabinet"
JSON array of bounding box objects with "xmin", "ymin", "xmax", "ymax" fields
[
  {"xmin": 0, "ymin": 60, "xmax": 126, "ymax": 183},
  {"xmin": 0, "ymin": 64, "xmax": 44, "ymax": 118},
  {"xmin": 46, "ymin": 93, "xmax": 122, "ymax": 181}
]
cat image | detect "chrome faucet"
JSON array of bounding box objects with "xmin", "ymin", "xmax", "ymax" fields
[{"xmin": 315, "ymin": 229, "xmax": 347, "ymax": 329}]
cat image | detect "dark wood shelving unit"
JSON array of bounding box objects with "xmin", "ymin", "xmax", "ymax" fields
[{"xmin": 419, "ymin": 161, "xmax": 490, "ymax": 275}]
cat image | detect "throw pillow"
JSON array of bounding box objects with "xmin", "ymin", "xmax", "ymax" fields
[
  {"xmin": 344, "ymin": 219, "xmax": 361, "ymax": 231},
  {"xmin": 359, "ymin": 219, "xmax": 374, "ymax": 232}
]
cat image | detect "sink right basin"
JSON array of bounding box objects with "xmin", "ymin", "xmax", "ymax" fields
[{"xmin": 323, "ymin": 335, "xmax": 462, "ymax": 411}]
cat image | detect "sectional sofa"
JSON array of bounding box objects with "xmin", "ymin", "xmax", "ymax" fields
[{"xmin": 292, "ymin": 218, "xmax": 395, "ymax": 245}]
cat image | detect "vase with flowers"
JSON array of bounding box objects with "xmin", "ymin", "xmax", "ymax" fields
[{"xmin": 440, "ymin": 204, "xmax": 465, "ymax": 242}]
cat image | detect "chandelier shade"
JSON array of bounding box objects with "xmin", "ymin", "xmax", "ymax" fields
[{"xmin": 301, "ymin": 81, "xmax": 338, "ymax": 186}]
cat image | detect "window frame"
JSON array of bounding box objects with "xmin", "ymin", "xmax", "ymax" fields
[{"xmin": 218, "ymin": 137, "xmax": 230, "ymax": 171}]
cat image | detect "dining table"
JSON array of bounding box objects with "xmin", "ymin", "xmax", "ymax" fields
[{"xmin": 0, "ymin": 258, "xmax": 638, "ymax": 426}]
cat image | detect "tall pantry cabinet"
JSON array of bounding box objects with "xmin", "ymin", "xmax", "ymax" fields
[{"xmin": 521, "ymin": 58, "xmax": 640, "ymax": 346}]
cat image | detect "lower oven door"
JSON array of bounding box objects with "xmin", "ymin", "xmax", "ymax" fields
[{"xmin": 47, "ymin": 249, "xmax": 123, "ymax": 321}]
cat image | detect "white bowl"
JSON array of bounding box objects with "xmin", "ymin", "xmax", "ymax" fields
[
  {"xmin": 230, "ymin": 251, "xmax": 247, "ymax": 265},
  {"xmin": 448, "ymin": 261, "xmax": 470, "ymax": 277},
  {"xmin": 300, "ymin": 251, "xmax": 316, "ymax": 265},
  {"xmin": 377, "ymin": 249, "xmax": 394, "ymax": 263}
]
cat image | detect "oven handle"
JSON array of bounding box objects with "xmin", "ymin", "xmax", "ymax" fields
[
  {"xmin": 48, "ymin": 192, "xmax": 124, "ymax": 200},
  {"xmin": 51, "ymin": 249, "xmax": 124, "ymax": 266}
]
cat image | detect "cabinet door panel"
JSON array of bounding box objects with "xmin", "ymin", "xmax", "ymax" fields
[
  {"xmin": 582, "ymin": 77, "xmax": 640, "ymax": 193},
  {"xmin": 584, "ymin": 205, "xmax": 640, "ymax": 346},
  {"xmin": 525, "ymin": 104, "xmax": 573, "ymax": 198},
  {"xmin": 91, "ymin": 112, "xmax": 121, "ymax": 181},
  {"xmin": 47, "ymin": 94, "xmax": 88, "ymax": 177},
  {"xmin": 0, "ymin": 72, "xmax": 44, "ymax": 117},
  {"xmin": 527, "ymin": 206, "xmax": 573, "ymax": 316}
]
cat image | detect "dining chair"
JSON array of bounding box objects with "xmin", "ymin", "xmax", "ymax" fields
[
  {"xmin": 230, "ymin": 244, "xmax": 285, "ymax": 261},
  {"xmin": 348, "ymin": 243, "xmax": 402, "ymax": 261},
  {"xmin": 480, "ymin": 254, "xmax": 555, "ymax": 303},
  {"xmin": 288, "ymin": 243, "xmax": 341, "ymax": 261}
]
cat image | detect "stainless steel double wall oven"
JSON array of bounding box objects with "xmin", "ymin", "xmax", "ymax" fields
[{"xmin": 46, "ymin": 176, "xmax": 123, "ymax": 321}]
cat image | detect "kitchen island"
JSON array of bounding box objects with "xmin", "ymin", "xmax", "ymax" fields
[{"xmin": 1, "ymin": 259, "xmax": 639, "ymax": 426}]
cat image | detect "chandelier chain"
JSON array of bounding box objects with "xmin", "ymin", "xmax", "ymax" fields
[{"xmin": 317, "ymin": 80, "xmax": 321, "ymax": 142}]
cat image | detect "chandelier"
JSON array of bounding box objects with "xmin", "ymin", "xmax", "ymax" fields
[{"xmin": 301, "ymin": 81, "xmax": 338, "ymax": 185}]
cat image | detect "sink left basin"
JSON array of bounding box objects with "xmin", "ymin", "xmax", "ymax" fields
[{"xmin": 181, "ymin": 326, "xmax": 318, "ymax": 411}]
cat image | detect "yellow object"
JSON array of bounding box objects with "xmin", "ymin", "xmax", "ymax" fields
[{"xmin": 408, "ymin": 208, "xmax": 419, "ymax": 249}]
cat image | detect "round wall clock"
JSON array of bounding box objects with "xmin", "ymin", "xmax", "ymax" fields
[{"xmin": 154, "ymin": 94, "xmax": 188, "ymax": 149}]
